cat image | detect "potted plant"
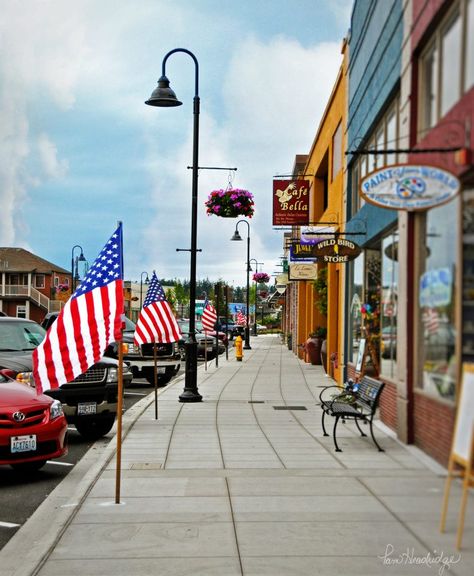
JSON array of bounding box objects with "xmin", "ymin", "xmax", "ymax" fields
[
  {"xmin": 305, "ymin": 326, "xmax": 327, "ymax": 365},
  {"xmin": 313, "ymin": 267, "xmax": 328, "ymax": 315},
  {"xmin": 205, "ymin": 188, "xmax": 254, "ymax": 218}
]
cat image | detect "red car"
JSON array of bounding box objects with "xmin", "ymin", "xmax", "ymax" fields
[{"xmin": 0, "ymin": 372, "xmax": 68, "ymax": 471}]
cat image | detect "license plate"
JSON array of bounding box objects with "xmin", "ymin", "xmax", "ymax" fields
[
  {"xmin": 157, "ymin": 367, "xmax": 166, "ymax": 374},
  {"xmin": 11, "ymin": 435, "xmax": 37, "ymax": 453},
  {"xmin": 77, "ymin": 402, "xmax": 97, "ymax": 415}
]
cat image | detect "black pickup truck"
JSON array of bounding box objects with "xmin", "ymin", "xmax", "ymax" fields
[
  {"xmin": 42, "ymin": 313, "xmax": 181, "ymax": 387},
  {"xmin": 217, "ymin": 318, "xmax": 244, "ymax": 340},
  {"xmin": 116, "ymin": 316, "xmax": 181, "ymax": 386}
]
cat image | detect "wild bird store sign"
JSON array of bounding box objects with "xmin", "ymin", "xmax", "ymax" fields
[
  {"xmin": 315, "ymin": 238, "xmax": 362, "ymax": 263},
  {"xmin": 360, "ymin": 164, "xmax": 461, "ymax": 211},
  {"xmin": 273, "ymin": 179, "xmax": 310, "ymax": 225}
]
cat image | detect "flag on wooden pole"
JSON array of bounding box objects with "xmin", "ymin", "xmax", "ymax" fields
[
  {"xmin": 236, "ymin": 309, "xmax": 247, "ymax": 326},
  {"xmin": 134, "ymin": 272, "xmax": 181, "ymax": 345},
  {"xmin": 201, "ymin": 297, "xmax": 217, "ymax": 333},
  {"xmin": 33, "ymin": 224, "xmax": 124, "ymax": 394}
]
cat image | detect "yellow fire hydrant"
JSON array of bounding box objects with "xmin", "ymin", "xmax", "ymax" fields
[{"xmin": 235, "ymin": 335, "xmax": 243, "ymax": 361}]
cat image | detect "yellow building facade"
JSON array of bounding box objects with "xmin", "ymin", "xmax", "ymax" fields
[{"xmin": 294, "ymin": 41, "xmax": 347, "ymax": 384}]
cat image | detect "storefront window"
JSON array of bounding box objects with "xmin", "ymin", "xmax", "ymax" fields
[
  {"xmin": 349, "ymin": 248, "xmax": 382, "ymax": 373},
  {"xmin": 421, "ymin": 42, "xmax": 438, "ymax": 130},
  {"xmin": 350, "ymin": 254, "xmax": 364, "ymax": 364},
  {"xmin": 467, "ymin": 0, "xmax": 474, "ymax": 90},
  {"xmin": 440, "ymin": 9, "xmax": 461, "ymax": 117},
  {"xmin": 363, "ymin": 248, "xmax": 382, "ymax": 374},
  {"xmin": 380, "ymin": 232, "xmax": 399, "ymax": 378},
  {"xmin": 418, "ymin": 198, "xmax": 459, "ymax": 401}
]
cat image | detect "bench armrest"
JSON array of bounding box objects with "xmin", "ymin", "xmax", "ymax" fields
[{"xmin": 319, "ymin": 385, "xmax": 344, "ymax": 404}]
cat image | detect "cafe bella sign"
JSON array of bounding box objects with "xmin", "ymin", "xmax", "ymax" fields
[
  {"xmin": 273, "ymin": 179, "xmax": 310, "ymax": 225},
  {"xmin": 360, "ymin": 164, "xmax": 460, "ymax": 211}
]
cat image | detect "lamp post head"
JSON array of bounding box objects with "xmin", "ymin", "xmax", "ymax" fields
[
  {"xmin": 230, "ymin": 230, "xmax": 243, "ymax": 242},
  {"xmin": 145, "ymin": 75, "xmax": 183, "ymax": 107},
  {"xmin": 78, "ymin": 252, "xmax": 86, "ymax": 262}
]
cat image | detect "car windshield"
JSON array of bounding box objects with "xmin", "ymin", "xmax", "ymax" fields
[
  {"xmin": 0, "ymin": 321, "xmax": 46, "ymax": 351},
  {"xmin": 122, "ymin": 316, "xmax": 136, "ymax": 331}
]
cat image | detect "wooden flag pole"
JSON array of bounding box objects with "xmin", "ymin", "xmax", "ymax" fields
[
  {"xmin": 440, "ymin": 363, "xmax": 474, "ymax": 549},
  {"xmin": 456, "ymin": 428, "xmax": 473, "ymax": 549},
  {"xmin": 154, "ymin": 342, "xmax": 158, "ymax": 420},
  {"xmin": 115, "ymin": 342, "xmax": 124, "ymax": 504}
]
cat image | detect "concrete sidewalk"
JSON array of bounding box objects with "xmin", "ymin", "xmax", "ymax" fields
[{"xmin": 1, "ymin": 335, "xmax": 472, "ymax": 576}]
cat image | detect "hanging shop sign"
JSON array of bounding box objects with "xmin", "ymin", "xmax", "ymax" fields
[
  {"xmin": 314, "ymin": 238, "xmax": 362, "ymax": 263},
  {"xmin": 288, "ymin": 263, "xmax": 318, "ymax": 281},
  {"xmin": 360, "ymin": 164, "xmax": 461, "ymax": 211},
  {"xmin": 290, "ymin": 240, "xmax": 319, "ymax": 261},
  {"xmin": 273, "ymin": 179, "xmax": 310, "ymax": 225}
]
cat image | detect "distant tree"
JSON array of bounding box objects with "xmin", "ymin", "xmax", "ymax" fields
[{"xmin": 172, "ymin": 280, "xmax": 189, "ymax": 318}]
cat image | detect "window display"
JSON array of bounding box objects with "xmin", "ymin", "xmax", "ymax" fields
[{"xmin": 418, "ymin": 198, "xmax": 459, "ymax": 400}]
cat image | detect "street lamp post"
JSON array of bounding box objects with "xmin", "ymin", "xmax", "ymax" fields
[
  {"xmin": 145, "ymin": 48, "xmax": 202, "ymax": 402},
  {"xmin": 140, "ymin": 272, "xmax": 149, "ymax": 310},
  {"xmin": 249, "ymin": 259, "xmax": 264, "ymax": 336},
  {"xmin": 231, "ymin": 220, "xmax": 251, "ymax": 350},
  {"xmin": 71, "ymin": 245, "xmax": 86, "ymax": 293}
]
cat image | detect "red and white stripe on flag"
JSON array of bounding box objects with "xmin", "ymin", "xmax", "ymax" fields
[
  {"xmin": 32, "ymin": 225, "xmax": 124, "ymax": 394},
  {"xmin": 236, "ymin": 310, "xmax": 247, "ymax": 326},
  {"xmin": 423, "ymin": 307, "xmax": 440, "ymax": 334},
  {"xmin": 134, "ymin": 273, "xmax": 181, "ymax": 345},
  {"xmin": 202, "ymin": 302, "xmax": 217, "ymax": 333}
]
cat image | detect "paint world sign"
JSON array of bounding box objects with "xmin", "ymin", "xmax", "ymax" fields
[{"xmin": 360, "ymin": 164, "xmax": 460, "ymax": 211}]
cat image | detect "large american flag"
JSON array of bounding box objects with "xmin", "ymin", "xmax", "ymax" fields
[
  {"xmin": 201, "ymin": 298, "xmax": 217, "ymax": 333},
  {"xmin": 134, "ymin": 272, "xmax": 181, "ymax": 345},
  {"xmin": 33, "ymin": 225, "xmax": 124, "ymax": 394}
]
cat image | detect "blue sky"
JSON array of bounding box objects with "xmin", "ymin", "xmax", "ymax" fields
[{"xmin": 1, "ymin": 0, "xmax": 352, "ymax": 286}]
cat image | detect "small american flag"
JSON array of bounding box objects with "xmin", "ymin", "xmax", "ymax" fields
[
  {"xmin": 33, "ymin": 224, "xmax": 124, "ymax": 394},
  {"xmin": 423, "ymin": 307, "xmax": 440, "ymax": 335},
  {"xmin": 201, "ymin": 297, "xmax": 217, "ymax": 333},
  {"xmin": 134, "ymin": 272, "xmax": 181, "ymax": 346},
  {"xmin": 236, "ymin": 309, "xmax": 247, "ymax": 326}
]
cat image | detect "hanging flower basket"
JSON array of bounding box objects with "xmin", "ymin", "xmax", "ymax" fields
[
  {"xmin": 253, "ymin": 272, "xmax": 270, "ymax": 283},
  {"xmin": 205, "ymin": 188, "xmax": 254, "ymax": 218}
]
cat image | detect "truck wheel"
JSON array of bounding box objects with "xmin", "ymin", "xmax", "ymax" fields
[{"xmin": 75, "ymin": 415, "xmax": 116, "ymax": 440}]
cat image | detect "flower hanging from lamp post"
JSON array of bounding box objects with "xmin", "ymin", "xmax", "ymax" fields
[
  {"xmin": 252, "ymin": 272, "xmax": 270, "ymax": 284},
  {"xmin": 205, "ymin": 188, "xmax": 254, "ymax": 218}
]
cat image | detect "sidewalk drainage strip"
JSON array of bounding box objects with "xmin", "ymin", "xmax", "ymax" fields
[{"xmin": 273, "ymin": 406, "xmax": 307, "ymax": 410}]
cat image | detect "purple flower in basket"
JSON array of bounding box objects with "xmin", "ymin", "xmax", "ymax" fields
[
  {"xmin": 253, "ymin": 272, "xmax": 270, "ymax": 283},
  {"xmin": 205, "ymin": 187, "xmax": 254, "ymax": 218}
]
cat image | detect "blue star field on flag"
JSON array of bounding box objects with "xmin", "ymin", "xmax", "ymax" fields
[{"xmin": 74, "ymin": 228, "xmax": 123, "ymax": 297}]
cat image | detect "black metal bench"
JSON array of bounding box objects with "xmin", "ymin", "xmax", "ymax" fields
[{"xmin": 319, "ymin": 376, "xmax": 385, "ymax": 452}]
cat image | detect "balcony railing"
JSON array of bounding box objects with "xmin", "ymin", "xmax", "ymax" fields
[{"xmin": 0, "ymin": 284, "xmax": 64, "ymax": 312}]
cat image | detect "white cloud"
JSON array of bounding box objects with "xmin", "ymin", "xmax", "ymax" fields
[
  {"xmin": 141, "ymin": 35, "xmax": 343, "ymax": 284},
  {"xmin": 0, "ymin": 0, "xmax": 348, "ymax": 285},
  {"xmin": 37, "ymin": 134, "xmax": 68, "ymax": 179}
]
